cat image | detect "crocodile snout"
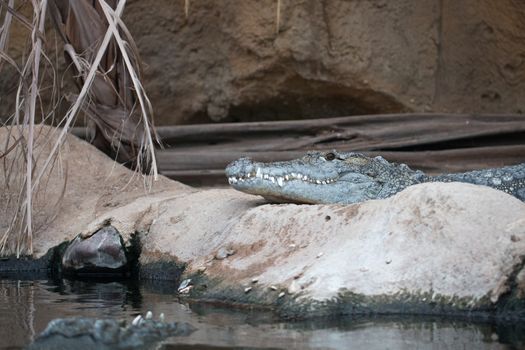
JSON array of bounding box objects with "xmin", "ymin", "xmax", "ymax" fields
[{"xmin": 225, "ymin": 157, "xmax": 255, "ymax": 178}]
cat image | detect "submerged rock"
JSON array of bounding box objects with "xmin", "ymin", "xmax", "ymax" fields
[
  {"xmin": 62, "ymin": 226, "xmax": 128, "ymax": 274},
  {"xmin": 27, "ymin": 315, "xmax": 194, "ymax": 350}
]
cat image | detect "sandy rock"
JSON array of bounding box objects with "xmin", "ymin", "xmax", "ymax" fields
[
  {"xmin": 139, "ymin": 182, "xmax": 525, "ymax": 316},
  {"xmin": 123, "ymin": 0, "xmax": 525, "ymax": 124},
  {"xmin": 0, "ymin": 125, "xmax": 191, "ymax": 257},
  {"xmin": 139, "ymin": 189, "xmax": 261, "ymax": 265}
]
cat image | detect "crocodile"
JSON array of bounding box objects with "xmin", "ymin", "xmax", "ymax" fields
[
  {"xmin": 28, "ymin": 312, "xmax": 194, "ymax": 350},
  {"xmin": 225, "ymin": 150, "xmax": 525, "ymax": 204}
]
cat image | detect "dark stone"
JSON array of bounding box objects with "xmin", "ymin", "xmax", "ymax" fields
[
  {"xmin": 62, "ymin": 226, "xmax": 127, "ymax": 275},
  {"xmin": 27, "ymin": 317, "xmax": 195, "ymax": 350},
  {"xmin": 139, "ymin": 260, "xmax": 186, "ymax": 281}
]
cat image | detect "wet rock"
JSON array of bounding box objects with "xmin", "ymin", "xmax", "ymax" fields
[
  {"xmin": 62, "ymin": 226, "xmax": 127, "ymax": 274},
  {"xmin": 27, "ymin": 315, "xmax": 194, "ymax": 350}
]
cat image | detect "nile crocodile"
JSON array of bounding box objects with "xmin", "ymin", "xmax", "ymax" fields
[
  {"xmin": 28, "ymin": 313, "xmax": 194, "ymax": 350},
  {"xmin": 225, "ymin": 150, "xmax": 525, "ymax": 204}
]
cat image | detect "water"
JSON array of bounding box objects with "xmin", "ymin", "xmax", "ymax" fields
[{"xmin": 1, "ymin": 278, "xmax": 524, "ymax": 349}]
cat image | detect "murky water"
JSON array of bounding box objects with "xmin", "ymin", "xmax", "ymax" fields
[{"xmin": 1, "ymin": 278, "xmax": 524, "ymax": 349}]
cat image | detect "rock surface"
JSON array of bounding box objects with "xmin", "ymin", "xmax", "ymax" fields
[
  {"xmin": 0, "ymin": 125, "xmax": 192, "ymax": 257},
  {"xmin": 2, "ymin": 1, "xmax": 525, "ymax": 123},
  {"xmin": 62, "ymin": 226, "xmax": 128, "ymax": 274},
  {"xmin": 138, "ymin": 183, "xmax": 525, "ymax": 317},
  {"xmin": 126, "ymin": 0, "xmax": 525, "ymax": 123},
  {"xmin": 2, "ymin": 126, "xmax": 525, "ymax": 318}
]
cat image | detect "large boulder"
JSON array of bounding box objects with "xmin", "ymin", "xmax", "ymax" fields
[
  {"xmin": 1, "ymin": 126, "xmax": 524, "ymax": 319},
  {"xmin": 138, "ymin": 183, "xmax": 525, "ymax": 318}
]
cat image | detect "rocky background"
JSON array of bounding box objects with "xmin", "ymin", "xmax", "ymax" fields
[
  {"xmin": 125, "ymin": 0, "xmax": 525, "ymax": 124},
  {"xmin": 1, "ymin": 0, "xmax": 525, "ymax": 124}
]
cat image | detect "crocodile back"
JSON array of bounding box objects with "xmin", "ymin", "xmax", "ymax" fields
[{"xmin": 432, "ymin": 163, "xmax": 525, "ymax": 201}]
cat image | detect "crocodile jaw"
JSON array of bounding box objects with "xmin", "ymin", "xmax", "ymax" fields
[{"xmin": 225, "ymin": 157, "xmax": 380, "ymax": 204}]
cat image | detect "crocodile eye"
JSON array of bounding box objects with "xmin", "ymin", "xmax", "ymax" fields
[{"xmin": 325, "ymin": 152, "xmax": 336, "ymax": 161}]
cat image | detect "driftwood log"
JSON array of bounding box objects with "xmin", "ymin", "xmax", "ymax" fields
[{"xmin": 73, "ymin": 113, "xmax": 525, "ymax": 186}]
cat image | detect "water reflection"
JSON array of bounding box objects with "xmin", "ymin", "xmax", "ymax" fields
[
  {"xmin": 48, "ymin": 278, "xmax": 143, "ymax": 311},
  {"xmin": 0, "ymin": 278, "xmax": 524, "ymax": 349}
]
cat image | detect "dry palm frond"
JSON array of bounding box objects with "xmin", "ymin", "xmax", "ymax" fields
[
  {"xmin": 0, "ymin": 0, "xmax": 52, "ymax": 257},
  {"xmin": 98, "ymin": 0, "xmax": 157, "ymax": 177},
  {"xmin": 24, "ymin": 0, "xmax": 49, "ymax": 256},
  {"xmin": 47, "ymin": 0, "xmax": 158, "ymax": 175},
  {"xmin": 276, "ymin": 0, "xmax": 281, "ymax": 33},
  {"xmin": 0, "ymin": 0, "xmax": 15, "ymax": 71},
  {"xmin": 0, "ymin": 0, "xmax": 158, "ymax": 257}
]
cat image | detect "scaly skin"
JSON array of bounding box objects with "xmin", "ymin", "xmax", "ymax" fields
[
  {"xmin": 225, "ymin": 150, "xmax": 525, "ymax": 204},
  {"xmin": 29, "ymin": 315, "xmax": 194, "ymax": 350}
]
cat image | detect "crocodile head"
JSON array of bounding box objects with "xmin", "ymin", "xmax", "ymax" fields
[{"xmin": 225, "ymin": 150, "xmax": 426, "ymax": 204}]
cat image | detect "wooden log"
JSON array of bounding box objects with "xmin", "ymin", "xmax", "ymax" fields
[
  {"xmin": 157, "ymin": 113, "xmax": 525, "ymax": 151},
  {"xmin": 72, "ymin": 113, "xmax": 525, "ymax": 186},
  {"xmin": 158, "ymin": 145, "xmax": 525, "ymax": 186}
]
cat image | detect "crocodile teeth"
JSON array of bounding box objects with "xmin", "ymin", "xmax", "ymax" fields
[
  {"xmin": 132, "ymin": 315, "xmax": 143, "ymax": 326},
  {"xmin": 230, "ymin": 170, "xmax": 336, "ymax": 186}
]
